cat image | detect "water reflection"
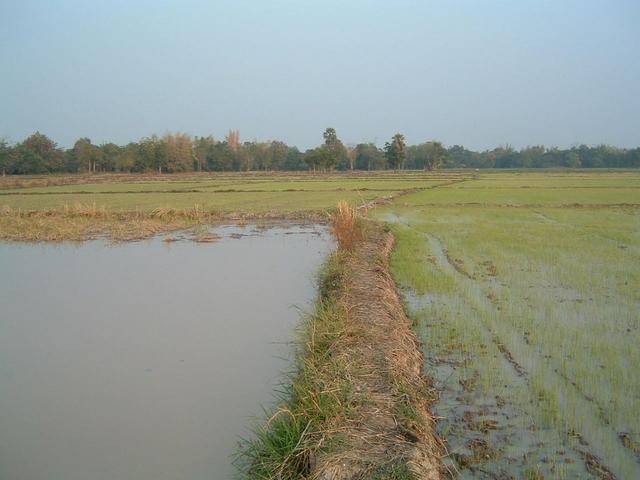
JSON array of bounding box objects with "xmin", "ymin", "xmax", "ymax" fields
[{"xmin": 0, "ymin": 224, "xmax": 333, "ymax": 480}]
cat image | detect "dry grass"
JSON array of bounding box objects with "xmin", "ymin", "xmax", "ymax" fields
[
  {"xmin": 0, "ymin": 204, "xmax": 209, "ymax": 242},
  {"xmin": 330, "ymin": 200, "xmax": 362, "ymax": 251},
  {"xmin": 0, "ymin": 204, "xmax": 328, "ymax": 242},
  {"xmin": 63, "ymin": 202, "xmax": 108, "ymax": 217},
  {"xmin": 151, "ymin": 204, "xmax": 209, "ymax": 219}
]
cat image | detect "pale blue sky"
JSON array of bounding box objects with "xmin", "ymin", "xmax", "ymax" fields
[{"xmin": 1, "ymin": 0, "xmax": 638, "ymax": 150}]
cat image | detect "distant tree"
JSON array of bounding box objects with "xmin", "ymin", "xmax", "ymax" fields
[
  {"xmin": 113, "ymin": 143, "xmax": 139, "ymax": 172},
  {"xmin": 12, "ymin": 148, "xmax": 43, "ymax": 174},
  {"xmin": 235, "ymin": 144, "xmax": 252, "ymax": 171},
  {"xmin": 226, "ymin": 129, "xmax": 240, "ymax": 151},
  {"xmin": 355, "ymin": 143, "xmax": 385, "ymax": 170},
  {"xmin": 16, "ymin": 132, "xmax": 62, "ymax": 173},
  {"xmin": 304, "ymin": 147, "xmax": 331, "ymax": 172},
  {"xmin": 345, "ymin": 144, "xmax": 357, "ymax": 170},
  {"xmin": 268, "ymin": 141, "xmax": 289, "ymax": 171},
  {"xmin": 0, "ymin": 139, "xmax": 10, "ymax": 176},
  {"xmin": 424, "ymin": 141, "xmax": 448, "ymax": 170},
  {"xmin": 407, "ymin": 141, "xmax": 448, "ymax": 170},
  {"xmin": 283, "ymin": 146, "xmax": 305, "ymax": 170},
  {"xmin": 446, "ymin": 145, "xmax": 468, "ymax": 168},
  {"xmin": 515, "ymin": 146, "xmax": 543, "ymax": 168},
  {"xmin": 72, "ymin": 138, "xmax": 102, "ymax": 172},
  {"xmin": 163, "ymin": 133, "xmax": 193, "ymax": 172},
  {"xmin": 322, "ymin": 127, "xmax": 347, "ymax": 170},
  {"xmin": 2, "ymin": 129, "xmax": 639, "ymax": 174},
  {"xmin": 247, "ymin": 142, "xmax": 269, "ymax": 170},
  {"xmin": 627, "ymin": 148, "xmax": 640, "ymax": 168},
  {"xmin": 99, "ymin": 143, "xmax": 121, "ymax": 172},
  {"xmin": 384, "ymin": 133, "xmax": 406, "ymax": 171},
  {"xmin": 193, "ymin": 136, "xmax": 216, "ymax": 172},
  {"xmin": 490, "ymin": 145, "xmax": 516, "ymax": 168},
  {"xmin": 137, "ymin": 135, "xmax": 167, "ymax": 173},
  {"xmin": 323, "ymin": 127, "xmax": 338, "ymax": 147}
]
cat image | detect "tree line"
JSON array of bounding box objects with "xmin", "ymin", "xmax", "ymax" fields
[{"xmin": 1, "ymin": 129, "xmax": 638, "ymax": 175}]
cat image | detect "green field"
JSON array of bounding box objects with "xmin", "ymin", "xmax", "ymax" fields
[
  {"xmin": 0, "ymin": 172, "xmax": 464, "ymax": 212},
  {"xmin": 372, "ymin": 170, "xmax": 640, "ymax": 478}
]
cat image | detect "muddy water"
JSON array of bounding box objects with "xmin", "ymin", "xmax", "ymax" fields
[{"xmin": 0, "ymin": 224, "xmax": 333, "ymax": 480}]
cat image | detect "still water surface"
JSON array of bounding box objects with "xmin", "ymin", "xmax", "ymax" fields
[{"xmin": 0, "ymin": 224, "xmax": 332, "ymax": 480}]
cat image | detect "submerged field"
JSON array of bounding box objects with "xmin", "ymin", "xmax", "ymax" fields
[
  {"xmin": 0, "ymin": 224, "xmax": 333, "ymax": 480},
  {"xmin": 373, "ymin": 171, "xmax": 640, "ymax": 478}
]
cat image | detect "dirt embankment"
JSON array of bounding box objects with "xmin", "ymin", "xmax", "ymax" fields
[
  {"xmin": 240, "ymin": 219, "xmax": 442, "ymax": 479},
  {"xmin": 310, "ymin": 224, "xmax": 443, "ymax": 478}
]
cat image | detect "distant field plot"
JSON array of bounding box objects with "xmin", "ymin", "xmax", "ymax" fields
[
  {"xmin": 404, "ymin": 172, "xmax": 640, "ymax": 205},
  {"xmin": 0, "ymin": 177, "xmax": 458, "ymax": 195},
  {"xmin": 0, "ymin": 190, "xmax": 398, "ymax": 212},
  {"xmin": 0, "ymin": 172, "xmax": 461, "ymax": 211},
  {"xmin": 373, "ymin": 171, "xmax": 640, "ymax": 478},
  {"xmin": 403, "ymin": 187, "xmax": 639, "ymax": 205},
  {"xmin": 454, "ymin": 170, "xmax": 640, "ymax": 189},
  {"xmin": 0, "ymin": 171, "xmax": 463, "ymax": 241}
]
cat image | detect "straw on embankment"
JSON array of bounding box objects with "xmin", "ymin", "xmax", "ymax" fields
[
  {"xmin": 239, "ymin": 202, "xmax": 442, "ymax": 479},
  {"xmin": 0, "ymin": 204, "xmax": 327, "ymax": 242}
]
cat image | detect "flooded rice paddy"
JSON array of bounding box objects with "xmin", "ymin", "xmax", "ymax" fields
[
  {"xmin": 0, "ymin": 224, "xmax": 333, "ymax": 480},
  {"xmin": 380, "ymin": 208, "xmax": 640, "ymax": 480}
]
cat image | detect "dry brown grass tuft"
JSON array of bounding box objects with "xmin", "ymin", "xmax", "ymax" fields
[
  {"xmin": 151, "ymin": 204, "xmax": 208, "ymax": 220},
  {"xmin": 63, "ymin": 202, "xmax": 108, "ymax": 218},
  {"xmin": 0, "ymin": 202, "xmax": 329, "ymax": 242},
  {"xmin": 330, "ymin": 200, "xmax": 362, "ymax": 250}
]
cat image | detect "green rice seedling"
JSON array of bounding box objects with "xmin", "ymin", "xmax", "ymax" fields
[{"xmin": 373, "ymin": 170, "xmax": 640, "ymax": 478}]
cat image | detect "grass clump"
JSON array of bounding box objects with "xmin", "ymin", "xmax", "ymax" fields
[
  {"xmin": 237, "ymin": 253, "xmax": 357, "ymax": 479},
  {"xmin": 239, "ymin": 409, "xmax": 313, "ymax": 479},
  {"xmin": 330, "ymin": 200, "xmax": 362, "ymax": 250},
  {"xmin": 393, "ymin": 380, "xmax": 421, "ymax": 428}
]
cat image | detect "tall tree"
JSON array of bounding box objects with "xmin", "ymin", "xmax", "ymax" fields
[
  {"xmin": 164, "ymin": 132, "xmax": 193, "ymax": 172},
  {"xmin": 322, "ymin": 127, "xmax": 346, "ymax": 170},
  {"xmin": 72, "ymin": 138, "xmax": 102, "ymax": 172},
  {"xmin": 423, "ymin": 141, "xmax": 448, "ymax": 170},
  {"xmin": 137, "ymin": 135, "xmax": 167, "ymax": 173},
  {"xmin": 355, "ymin": 143, "xmax": 385, "ymax": 170},
  {"xmin": 304, "ymin": 147, "xmax": 332, "ymax": 173},
  {"xmin": 384, "ymin": 133, "xmax": 406, "ymax": 171},
  {"xmin": 283, "ymin": 146, "xmax": 305, "ymax": 170},
  {"xmin": 113, "ymin": 143, "xmax": 139, "ymax": 172},
  {"xmin": 345, "ymin": 144, "xmax": 357, "ymax": 170},
  {"xmin": 193, "ymin": 136, "xmax": 216, "ymax": 172},
  {"xmin": 269, "ymin": 141, "xmax": 289, "ymax": 171},
  {"xmin": 226, "ymin": 129, "xmax": 240, "ymax": 151},
  {"xmin": 98, "ymin": 143, "xmax": 121, "ymax": 172},
  {"xmin": 17, "ymin": 132, "xmax": 62, "ymax": 173},
  {"xmin": 0, "ymin": 139, "xmax": 10, "ymax": 176}
]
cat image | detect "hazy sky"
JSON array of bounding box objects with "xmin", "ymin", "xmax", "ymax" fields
[{"xmin": 1, "ymin": 0, "xmax": 639, "ymax": 150}]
